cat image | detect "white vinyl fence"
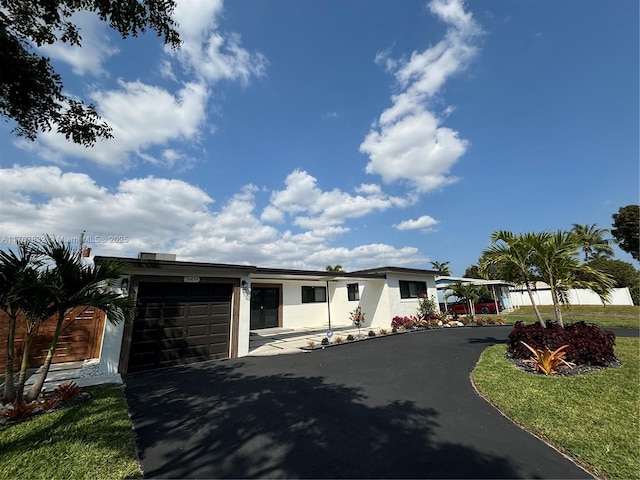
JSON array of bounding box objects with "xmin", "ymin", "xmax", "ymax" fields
[{"xmin": 509, "ymin": 287, "xmax": 633, "ymax": 307}]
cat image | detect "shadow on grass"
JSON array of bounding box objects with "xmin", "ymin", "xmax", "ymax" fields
[{"xmin": 126, "ymin": 361, "xmax": 523, "ymax": 479}]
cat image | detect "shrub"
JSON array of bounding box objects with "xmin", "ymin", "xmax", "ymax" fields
[
  {"xmin": 507, "ymin": 321, "xmax": 616, "ymax": 366},
  {"xmin": 391, "ymin": 316, "xmax": 416, "ymax": 330},
  {"xmin": 520, "ymin": 342, "xmax": 575, "ymax": 375},
  {"xmin": 417, "ymin": 295, "xmax": 438, "ymax": 319},
  {"xmin": 368, "ymin": 330, "xmax": 376, "ymax": 337},
  {"xmin": 346, "ymin": 334, "xmax": 355, "ymax": 341},
  {"xmin": 321, "ymin": 337, "xmax": 329, "ymax": 346},
  {"xmin": 307, "ymin": 340, "xmax": 315, "ymax": 348},
  {"xmin": 1, "ymin": 400, "xmax": 38, "ymax": 421},
  {"xmin": 54, "ymin": 382, "xmax": 82, "ymax": 402},
  {"xmin": 40, "ymin": 397, "xmax": 61, "ymax": 411},
  {"xmin": 335, "ymin": 336, "xmax": 343, "ymax": 343},
  {"xmin": 379, "ymin": 328, "xmax": 388, "ymax": 335}
]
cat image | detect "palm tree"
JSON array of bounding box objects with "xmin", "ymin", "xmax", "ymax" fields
[
  {"xmin": 481, "ymin": 231, "xmax": 546, "ymax": 327},
  {"xmin": 527, "ymin": 230, "xmax": 614, "ymax": 328},
  {"xmin": 0, "ymin": 241, "xmax": 41, "ymax": 402},
  {"xmin": 14, "ymin": 267, "xmax": 59, "ymax": 402},
  {"xmin": 571, "ymin": 223, "xmax": 614, "ymax": 262},
  {"xmin": 430, "ymin": 261, "xmax": 452, "ymax": 275},
  {"xmin": 24, "ymin": 236, "xmax": 134, "ymax": 402},
  {"xmin": 444, "ymin": 281, "xmax": 482, "ymax": 321},
  {"xmin": 325, "ymin": 264, "xmax": 343, "ymax": 272}
]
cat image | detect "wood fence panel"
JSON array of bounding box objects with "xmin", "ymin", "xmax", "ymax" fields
[{"xmin": 0, "ymin": 307, "xmax": 105, "ymax": 372}]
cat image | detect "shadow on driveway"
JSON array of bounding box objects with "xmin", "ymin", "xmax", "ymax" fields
[{"xmin": 125, "ymin": 327, "xmax": 592, "ymax": 479}]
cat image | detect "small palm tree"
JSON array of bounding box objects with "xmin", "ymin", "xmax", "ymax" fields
[
  {"xmin": 325, "ymin": 264, "xmax": 343, "ymax": 272},
  {"xmin": 571, "ymin": 223, "xmax": 614, "ymax": 262},
  {"xmin": 0, "ymin": 241, "xmax": 42, "ymax": 402},
  {"xmin": 481, "ymin": 231, "xmax": 546, "ymax": 327},
  {"xmin": 444, "ymin": 281, "xmax": 482, "ymax": 321},
  {"xmin": 430, "ymin": 261, "xmax": 452, "ymax": 275},
  {"xmin": 24, "ymin": 236, "xmax": 134, "ymax": 402}
]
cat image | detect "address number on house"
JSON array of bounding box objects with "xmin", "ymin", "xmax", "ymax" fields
[{"xmin": 183, "ymin": 276, "xmax": 201, "ymax": 283}]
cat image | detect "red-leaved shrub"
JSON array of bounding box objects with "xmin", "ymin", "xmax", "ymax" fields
[{"xmin": 507, "ymin": 321, "xmax": 616, "ymax": 366}]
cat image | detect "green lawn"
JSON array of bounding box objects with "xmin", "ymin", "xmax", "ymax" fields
[
  {"xmin": 472, "ymin": 337, "xmax": 640, "ymax": 480},
  {"xmin": 503, "ymin": 305, "xmax": 640, "ymax": 329},
  {"xmin": 0, "ymin": 386, "xmax": 141, "ymax": 480}
]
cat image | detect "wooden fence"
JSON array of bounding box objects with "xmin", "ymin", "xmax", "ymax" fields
[{"xmin": 0, "ymin": 307, "xmax": 106, "ymax": 372}]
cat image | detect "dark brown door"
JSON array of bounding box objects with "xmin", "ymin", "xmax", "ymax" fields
[
  {"xmin": 128, "ymin": 282, "xmax": 232, "ymax": 372},
  {"xmin": 250, "ymin": 287, "xmax": 279, "ymax": 329}
]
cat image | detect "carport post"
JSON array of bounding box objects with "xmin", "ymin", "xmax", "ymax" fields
[{"xmin": 326, "ymin": 280, "xmax": 332, "ymax": 330}]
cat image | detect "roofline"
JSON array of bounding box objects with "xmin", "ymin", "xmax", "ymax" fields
[
  {"xmin": 94, "ymin": 256, "xmax": 438, "ymax": 280},
  {"xmin": 350, "ymin": 266, "xmax": 441, "ymax": 276}
]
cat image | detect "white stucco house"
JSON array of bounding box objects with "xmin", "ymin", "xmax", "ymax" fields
[{"xmin": 95, "ymin": 253, "xmax": 440, "ymax": 374}]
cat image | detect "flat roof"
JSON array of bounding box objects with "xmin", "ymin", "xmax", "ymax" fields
[{"xmin": 94, "ymin": 256, "xmax": 437, "ymax": 280}]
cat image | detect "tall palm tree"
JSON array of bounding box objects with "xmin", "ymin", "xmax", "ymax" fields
[
  {"xmin": 481, "ymin": 230, "xmax": 546, "ymax": 327},
  {"xmin": 325, "ymin": 264, "xmax": 343, "ymax": 272},
  {"xmin": 0, "ymin": 241, "xmax": 41, "ymax": 402},
  {"xmin": 430, "ymin": 261, "xmax": 452, "ymax": 275},
  {"xmin": 527, "ymin": 230, "xmax": 614, "ymax": 327},
  {"xmin": 25, "ymin": 236, "xmax": 134, "ymax": 402},
  {"xmin": 571, "ymin": 223, "xmax": 614, "ymax": 262}
]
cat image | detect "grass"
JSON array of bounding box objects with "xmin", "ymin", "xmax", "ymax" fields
[
  {"xmin": 503, "ymin": 305, "xmax": 640, "ymax": 329},
  {"xmin": 472, "ymin": 337, "xmax": 640, "ymax": 480},
  {"xmin": 0, "ymin": 386, "xmax": 141, "ymax": 480}
]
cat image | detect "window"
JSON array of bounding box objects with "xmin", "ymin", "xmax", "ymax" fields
[
  {"xmin": 301, "ymin": 286, "xmax": 327, "ymax": 303},
  {"xmin": 347, "ymin": 283, "xmax": 360, "ymax": 301},
  {"xmin": 399, "ymin": 280, "xmax": 427, "ymax": 299}
]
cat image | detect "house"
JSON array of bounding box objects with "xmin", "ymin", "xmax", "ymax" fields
[{"xmin": 95, "ymin": 253, "xmax": 440, "ymax": 374}]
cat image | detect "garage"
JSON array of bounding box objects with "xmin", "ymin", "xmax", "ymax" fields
[{"xmin": 128, "ymin": 281, "xmax": 233, "ymax": 372}]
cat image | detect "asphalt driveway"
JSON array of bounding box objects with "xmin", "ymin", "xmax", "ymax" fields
[{"xmin": 125, "ymin": 326, "xmax": 597, "ymax": 479}]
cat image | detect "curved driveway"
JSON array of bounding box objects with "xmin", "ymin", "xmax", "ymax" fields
[{"xmin": 125, "ymin": 326, "xmax": 630, "ymax": 478}]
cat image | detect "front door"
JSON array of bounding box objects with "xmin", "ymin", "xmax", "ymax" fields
[{"xmin": 250, "ymin": 287, "xmax": 280, "ymax": 329}]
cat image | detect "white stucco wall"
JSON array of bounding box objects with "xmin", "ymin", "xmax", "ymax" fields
[
  {"xmin": 385, "ymin": 273, "xmax": 439, "ymax": 322},
  {"xmin": 236, "ymin": 275, "xmax": 252, "ymax": 357}
]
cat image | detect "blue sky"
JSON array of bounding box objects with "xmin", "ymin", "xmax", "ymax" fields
[{"xmin": 0, "ymin": 0, "xmax": 638, "ymax": 275}]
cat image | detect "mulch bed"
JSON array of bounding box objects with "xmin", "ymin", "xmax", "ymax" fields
[{"xmin": 505, "ymin": 352, "xmax": 622, "ymax": 377}]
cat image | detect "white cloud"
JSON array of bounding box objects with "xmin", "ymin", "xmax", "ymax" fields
[
  {"xmin": 21, "ymin": 0, "xmax": 265, "ymax": 169},
  {"xmin": 23, "ymin": 80, "xmax": 209, "ymax": 168},
  {"xmin": 394, "ymin": 215, "xmax": 439, "ymax": 232},
  {"xmin": 269, "ymin": 170, "xmax": 409, "ymax": 229},
  {"xmin": 360, "ymin": 0, "xmax": 480, "ymax": 193},
  {"xmin": 38, "ymin": 11, "xmax": 119, "ymax": 76},
  {"xmin": 0, "ymin": 166, "xmax": 427, "ymax": 271},
  {"xmin": 168, "ymin": 0, "xmax": 267, "ymax": 84}
]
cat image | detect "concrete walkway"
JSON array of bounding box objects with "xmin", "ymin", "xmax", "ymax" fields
[
  {"xmin": 248, "ymin": 324, "xmax": 371, "ymax": 356},
  {"xmin": 21, "ymin": 359, "xmax": 122, "ymax": 393}
]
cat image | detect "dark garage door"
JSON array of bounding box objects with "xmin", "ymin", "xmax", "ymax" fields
[{"xmin": 128, "ymin": 282, "xmax": 233, "ymax": 372}]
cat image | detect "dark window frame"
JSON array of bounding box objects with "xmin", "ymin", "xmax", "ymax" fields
[
  {"xmin": 301, "ymin": 286, "xmax": 327, "ymax": 303},
  {"xmin": 347, "ymin": 283, "xmax": 360, "ymax": 301},
  {"xmin": 399, "ymin": 280, "xmax": 427, "ymax": 299}
]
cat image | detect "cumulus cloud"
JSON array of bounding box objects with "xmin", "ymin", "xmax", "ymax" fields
[
  {"xmin": 360, "ymin": 0, "xmax": 480, "ymax": 193},
  {"xmin": 23, "ymin": 81, "xmax": 209, "ymax": 168},
  {"xmin": 268, "ymin": 170, "xmax": 409, "ymax": 229},
  {"xmin": 394, "ymin": 215, "xmax": 439, "ymax": 232},
  {"xmin": 20, "ymin": 0, "xmax": 266, "ymax": 170},
  {"xmin": 38, "ymin": 11, "xmax": 119, "ymax": 77},
  {"xmin": 168, "ymin": 0, "xmax": 267, "ymax": 84},
  {"xmin": 0, "ymin": 166, "xmax": 426, "ymax": 270}
]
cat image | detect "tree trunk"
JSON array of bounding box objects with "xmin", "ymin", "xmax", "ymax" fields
[
  {"xmin": 15, "ymin": 330, "xmax": 34, "ymax": 403},
  {"xmin": 467, "ymin": 299, "xmax": 475, "ymax": 321},
  {"xmin": 550, "ymin": 288, "xmax": 564, "ymax": 328},
  {"xmin": 3, "ymin": 313, "xmax": 17, "ymax": 402},
  {"xmin": 524, "ymin": 282, "xmax": 545, "ymax": 327},
  {"xmin": 26, "ymin": 314, "xmax": 64, "ymax": 402}
]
